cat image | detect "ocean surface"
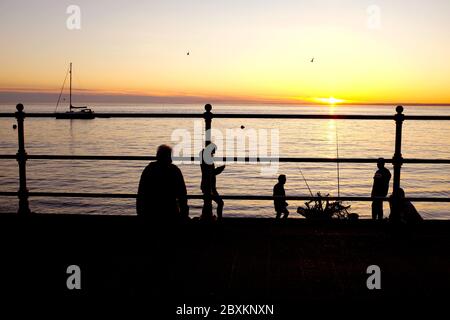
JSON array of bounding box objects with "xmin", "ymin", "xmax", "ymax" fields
[{"xmin": 0, "ymin": 103, "xmax": 449, "ymax": 219}]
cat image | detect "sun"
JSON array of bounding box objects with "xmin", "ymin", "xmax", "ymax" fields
[
  {"xmin": 314, "ymin": 97, "xmax": 345, "ymax": 105},
  {"xmin": 328, "ymin": 97, "xmax": 341, "ymax": 105}
]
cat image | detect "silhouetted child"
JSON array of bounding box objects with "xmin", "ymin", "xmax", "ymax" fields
[{"xmin": 273, "ymin": 175, "xmax": 289, "ymax": 219}]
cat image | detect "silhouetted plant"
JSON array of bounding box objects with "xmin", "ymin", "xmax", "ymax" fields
[{"xmin": 297, "ymin": 192, "xmax": 355, "ymax": 220}]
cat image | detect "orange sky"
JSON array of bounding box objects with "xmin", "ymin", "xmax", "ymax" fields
[{"xmin": 1, "ymin": 0, "xmax": 450, "ymax": 105}]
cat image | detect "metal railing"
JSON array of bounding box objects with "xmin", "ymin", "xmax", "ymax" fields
[{"xmin": 0, "ymin": 103, "xmax": 449, "ymax": 215}]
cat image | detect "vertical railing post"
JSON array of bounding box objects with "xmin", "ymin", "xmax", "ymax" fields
[
  {"xmin": 15, "ymin": 103, "xmax": 31, "ymax": 215},
  {"xmin": 391, "ymin": 105, "xmax": 404, "ymax": 220},
  {"xmin": 201, "ymin": 104, "xmax": 213, "ymax": 219},
  {"xmin": 204, "ymin": 104, "xmax": 212, "ymax": 147},
  {"xmin": 392, "ymin": 105, "xmax": 404, "ymax": 194}
]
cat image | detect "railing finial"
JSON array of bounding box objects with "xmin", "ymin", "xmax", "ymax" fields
[
  {"xmin": 16, "ymin": 103, "xmax": 24, "ymax": 112},
  {"xmin": 205, "ymin": 104, "xmax": 212, "ymax": 112},
  {"xmin": 396, "ymin": 105, "xmax": 404, "ymax": 114}
]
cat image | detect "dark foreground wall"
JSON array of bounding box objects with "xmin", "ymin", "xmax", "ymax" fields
[{"xmin": 0, "ymin": 215, "xmax": 449, "ymax": 316}]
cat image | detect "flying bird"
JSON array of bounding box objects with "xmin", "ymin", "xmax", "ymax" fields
[
  {"xmin": 187, "ymin": 51, "xmax": 190, "ymax": 56},
  {"xmin": 311, "ymin": 58, "xmax": 314, "ymax": 63}
]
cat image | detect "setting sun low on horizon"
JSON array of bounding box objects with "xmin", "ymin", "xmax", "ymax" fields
[
  {"xmin": 313, "ymin": 97, "xmax": 346, "ymax": 105},
  {"xmin": 1, "ymin": 0, "xmax": 450, "ymax": 105}
]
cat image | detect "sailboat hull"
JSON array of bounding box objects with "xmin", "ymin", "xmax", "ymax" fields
[{"xmin": 55, "ymin": 111, "xmax": 95, "ymax": 119}]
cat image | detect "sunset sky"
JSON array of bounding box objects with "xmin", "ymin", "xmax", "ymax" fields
[{"xmin": 1, "ymin": 0, "xmax": 450, "ymax": 104}]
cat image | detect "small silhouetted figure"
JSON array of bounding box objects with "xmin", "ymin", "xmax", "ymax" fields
[
  {"xmin": 273, "ymin": 174, "xmax": 289, "ymax": 219},
  {"xmin": 137, "ymin": 144, "xmax": 189, "ymax": 221},
  {"xmin": 200, "ymin": 143, "xmax": 225, "ymax": 220},
  {"xmin": 371, "ymin": 158, "xmax": 391, "ymax": 220},
  {"xmin": 389, "ymin": 188, "xmax": 423, "ymax": 224}
]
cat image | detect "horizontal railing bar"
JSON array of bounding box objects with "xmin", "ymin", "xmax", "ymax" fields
[
  {"xmin": 1, "ymin": 113, "xmax": 450, "ymax": 120},
  {"xmin": 0, "ymin": 113, "xmax": 203, "ymax": 118},
  {"xmin": 0, "ymin": 191, "xmax": 448, "ymax": 202},
  {"xmin": 0, "ymin": 192, "xmax": 17, "ymax": 196},
  {"xmin": 1, "ymin": 154, "xmax": 449, "ymax": 164},
  {"xmin": 214, "ymin": 114, "xmax": 395, "ymax": 120},
  {"xmin": 402, "ymin": 159, "xmax": 450, "ymax": 164},
  {"xmin": 403, "ymin": 115, "xmax": 450, "ymax": 120},
  {"xmin": 212, "ymin": 114, "xmax": 450, "ymax": 121}
]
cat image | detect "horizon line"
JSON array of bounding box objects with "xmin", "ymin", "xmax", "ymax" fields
[{"xmin": 0, "ymin": 89, "xmax": 450, "ymax": 107}]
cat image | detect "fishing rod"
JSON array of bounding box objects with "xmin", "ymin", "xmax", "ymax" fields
[
  {"xmin": 336, "ymin": 123, "xmax": 341, "ymax": 198},
  {"xmin": 297, "ymin": 166, "xmax": 314, "ymax": 197},
  {"xmin": 297, "ymin": 123, "xmax": 341, "ymax": 199}
]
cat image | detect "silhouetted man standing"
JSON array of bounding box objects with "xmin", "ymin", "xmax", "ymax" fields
[
  {"xmin": 371, "ymin": 158, "xmax": 391, "ymax": 220},
  {"xmin": 273, "ymin": 174, "xmax": 289, "ymax": 219},
  {"xmin": 137, "ymin": 144, "xmax": 189, "ymax": 221},
  {"xmin": 200, "ymin": 143, "xmax": 225, "ymax": 220}
]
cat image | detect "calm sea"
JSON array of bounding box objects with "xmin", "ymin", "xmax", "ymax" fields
[{"xmin": 0, "ymin": 103, "xmax": 449, "ymax": 219}]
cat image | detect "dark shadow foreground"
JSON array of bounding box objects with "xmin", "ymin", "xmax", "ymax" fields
[{"xmin": 0, "ymin": 215, "xmax": 449, "ymax": 315}]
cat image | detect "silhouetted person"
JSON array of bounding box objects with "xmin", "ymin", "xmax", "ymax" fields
[
  {"xmin": 200, "ymin": 143, "xmax": 225, "ymax": 220},
  {"xmin": 273, "ymin": 174, "xmax": 289, "ymax": 219},
  {"xmin": 137, "ymin": 144, "xmax": 189, "ymax": 221},
  {"xmin": 371, "ymin": 158, "xmax": 391, "ymax": 220},
  {"xmin": 389, "ymin": 188, "xmax": 422, "ymax": 224}
]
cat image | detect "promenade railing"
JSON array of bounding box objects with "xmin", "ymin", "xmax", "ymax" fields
[{"xmin": 0, "ymin": 103, "xmax": 449, "ymax": 215}]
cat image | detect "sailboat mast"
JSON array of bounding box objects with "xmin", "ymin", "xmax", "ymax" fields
[{"xmin": 69, "ymin": 62, "xmax": 72, "ymax": 110}]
